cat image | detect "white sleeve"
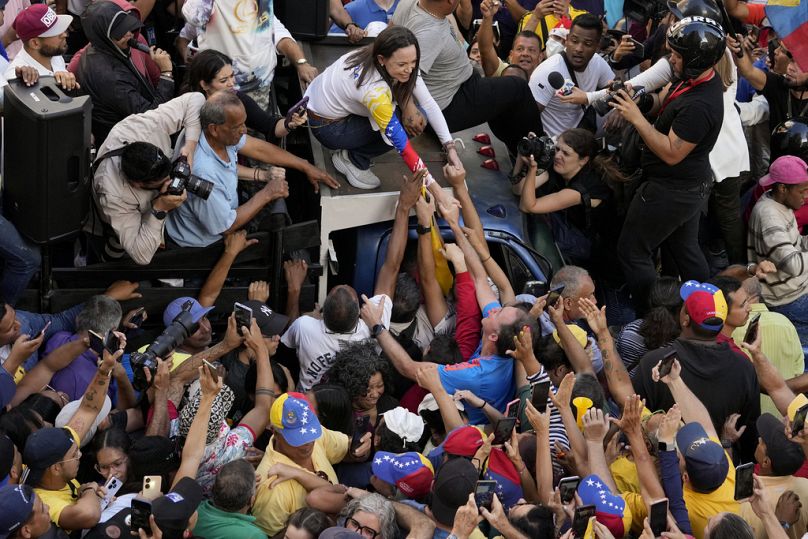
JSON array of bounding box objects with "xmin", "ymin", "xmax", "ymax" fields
[
  {"xmin": 370, "ymin": 294, "xmax": 394, "ymax": 328},
  {"xmin": 280, "ymin": 318, "xmax": 302, "ymax": 348},
  {"xmin": 529, "ymin": 65, "xmax": 555, "ymax": 106},
  {"xmin": 273, "ymin": 16, "xmax": 294, "ymax": 46},
  {"xmin": 588, "ymin": 56, "xmax": 673, "ymax": 106},
  {"xmin": 414, "ymin": 78, "xmax": 452, "ymax": 144},
  {"xmin": 738, "ymin": 94, "xmax": 769, "ymax": 127}
]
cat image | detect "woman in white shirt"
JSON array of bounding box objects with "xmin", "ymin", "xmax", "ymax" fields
[{"xmin": 305, "ymin": 25, "xmax": 459, "ymax": 189}]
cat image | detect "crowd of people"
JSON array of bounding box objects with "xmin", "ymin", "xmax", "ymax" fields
[{"xmin": 0, "ymin": 0, "xmax": 806, "ymax": 537}]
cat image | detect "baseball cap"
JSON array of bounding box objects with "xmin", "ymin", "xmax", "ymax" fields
[
  {"xmin": 757, "ymin": 413, "xmax": 805, "ymax": 476},
  {"xmin": 372, "ymin": 451, "xmax": 434, "ymax": 499},
  {"xmin": 676, "ymin": 422, "xmax": 728, "ymax": 493},
  {"xmin": 83, "ymin": 507, "xmax": 129, "ymax": 539},
  {"xmin": 108, "ymin": 9, "xmax": 143, "ymax": 41},
  {"xmin": 242, "ymin": 300, "xmax": 289, "ymax": 336},
  {"xmin": 577, "ymin": 474, "xmax": 632, "ymax": 538},
  {"xmin": 680, "ymin": 281, "xmax": 727, "ymax": 332},
  {"xmin": 552, "ymin": 324, "xmax": 589, "ymax": 350},
  {"xmin": 12, "ymin": 5, "xmax": 71, "ymax": 41},
  {"xmin": 128, "ymin": 436, "xmax": 180, "ymax": 479},
  {"xmin": 22, "ymin": 428, "xmax": 75, "ymax": 488},
  {"xmin": 162, "ymin": 297, "xmax": 213, "ymax": 327},
  {"xmin": 55, "ymin": 396, "xmax": 112, "ymax": 447},
  {"xmin": 0, "ymin": 484, "xmax": 35, "ymax": 539},
  {"xmin": 152, "ymin": 477, "xmax": 203, "ymax": 534},
  {"xmin": 788, "ymin": 393, "xmax": 808, "ymax": 422},
  {"xmin": 417, "ymin": 393, "xmax": 464, "ymax": 414},
  {"xmin": 759, "ymin": 155, "xmax": 808, "ymax": 188},
  {"xmin": 430, "ymin": 457, "xmax": 478, "ymax": 526},
  {"xmin": 442, "ymin": 426, "xmax": 484, "ymax": 457},
  {"xmin": 270, "ymin": 393, "xmax": 323, "ymax": 447}
]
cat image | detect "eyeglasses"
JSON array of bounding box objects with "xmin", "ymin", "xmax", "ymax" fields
[
  {"xmin": 345, "ymin": 517, "xmax": 380, "ymax": 539},
  {"xmin": 95, "ymin": 456, "xmax": 128, "ymax": 475}
]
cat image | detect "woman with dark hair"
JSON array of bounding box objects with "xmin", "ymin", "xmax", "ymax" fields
[
  {"xmin": 307, "ymin": 384, "xmax": 353, "ymax": 436},
  {"xmin": 284, "ymin": 507, "xmax": 333, "ymax": 539},
  {"xmin": 185, "ymin": 49, "xmax": 307, "ymax": 145},
  {"xmin": 19, "ymin": 393, "xmax": 62, "ymax": 426},
  {"xmin": 325, "ymin": 342, "xmax": 398, "ymax": 462},
  {"xmin": 303, "ymin": 25, "xmax": 460, "ymax": 190},
  {"xmin": 519, "ymin": 127, "xmax": 627, "ymax": 268},
  {"xmin": 616, "ymin": 276, "xmax": 682, "ymax": 375},
  {"xmin": 92, "ymin": 428, "xmax": 131, "ymax": 482}
]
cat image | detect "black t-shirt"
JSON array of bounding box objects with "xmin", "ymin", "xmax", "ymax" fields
[
  {"xmin": 540, "ymin": 166, "xmax": 612, "ymax": 232},
  {"xmin": 762, "ymin": 71, "xmax": 808, "ymax": 130},
  {"xmin": 641, "ymin": 74, "xmax": 724, "ymax": 186}
]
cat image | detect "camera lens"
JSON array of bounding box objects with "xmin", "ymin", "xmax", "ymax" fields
[{"xmin": 186, "ymin": 176, "xmax": 214, "ymax": 200}]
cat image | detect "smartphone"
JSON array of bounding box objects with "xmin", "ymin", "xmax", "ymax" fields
[
  {"xmin": 628, "ymin": 36, "xmax": 645, "ymax": 57},
  {"xmin": 474, "ymin": 480, "xmax": 497, "ymax": 511},
  {"xmin": 792, "ymin": 403, "xmax": 808, "ymax": 436},
  {"xmin": 649, "ymin": 498, "xmax": 669, "ymax": 537},
  {"xmin": 88, "ymin": 330, "xmax": 106, "ymax": 356},
  {"xmin": 571, "ymin": 504, "xmax": 596, "ymax": 538},
  {"xmin": 105, "ymin": 331, "xmax": 121, "ymax": 354},
  {"xmin": 531, "ymin": 381, "xmax": 551, "ymax": 414},
  {"xmin": 234, "ymin": 302, "xmax": 253, "ymax": 335},
  {"xmin": 744, "ymin": 313, "xmax": 761, "ymax": 344},
  {"xmin": 141, "ymin": 475, "xmax": 162, "ymax": 501},
  {"xmin": 558, "ymin": 475, "xmax": 580, "ymax": 504},
  {"xmin": 128, "ymin": 307, "xmax": 146, "ymax": 328},
  {"xmin": 546, "ymin": 284, "xmax": 566, "ymax": 307},
  {"xmin": 202, "ymin": 359, "xmax": 219, "ymax": 382},
  {"xmin": 658, "ymin": 349, "xmax": 677, "ymax": 378},
  {"xmin": 505, "ymin": 398, "xmax": 521, "ymax": 419},
  {"xmin": 39, "ymin": 320, "xmax": 51, "ymax": 337},
  {"xmin": 101, "ymin": 475, "xmax": 123, "ymax": 510},
  {"xmin": 734, "ymin": 462, "xmax": 755, "ymax": 500},
  {"xmin": 130, "ymin": 497, "xmax": 152, "ymax": 533},
  {"xmin": 492, "ymin": 417, "xmax": 517, "ymax": 445},
  {"xmin": 285, "ymin": 96, "xmax": 309, "ymax": 127},
  {"xmin": 352, "ymin": 415, "xmax": 371, "ymax": 452}
]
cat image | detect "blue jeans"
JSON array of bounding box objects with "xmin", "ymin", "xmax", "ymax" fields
[
  {"xmin": 310, "ymin": 114, "xmax": 393, "ymax": 170},
  {"xmin": 0, "ymin": 213, "xmax": 40, "ymax": 305},
  {"xmin": 772, "ymin": 294, "xmax": 808, "ymax": 348}
]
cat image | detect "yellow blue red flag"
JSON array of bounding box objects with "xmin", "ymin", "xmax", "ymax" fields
[{"xmin": 766, "ymin": 0, "xmax": 808, "ymax": 71}]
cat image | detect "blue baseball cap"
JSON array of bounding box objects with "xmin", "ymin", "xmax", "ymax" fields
[
  {"xmin": 162, "ymin": 297, "xmax": 213, "ymax": 327},
  {"xmin": 676, "ymin": 422, "xmax": 728, "ymax": 493},
  {"xmin": 0, "ymin": 484, "xmax": 35, "ymax": 539},
  {"xmin": 22, "ymin": 428, "xmax": 75, "ymax": 488},
  {"xmin": 270, "ymin": 393, "xmax": 323, "ymax": 447}
]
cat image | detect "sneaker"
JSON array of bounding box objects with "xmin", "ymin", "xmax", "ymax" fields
[{"xmin": 332, "ymin": 150, "xmax": 381, "ymax": 189}]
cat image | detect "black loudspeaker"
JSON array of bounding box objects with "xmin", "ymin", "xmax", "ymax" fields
[
  {"xmin": 3, "ymin": 77, "xmax": 92, "ymax": 244},
  {"xmin": 275, "ymin": 0, "xmax": 330, "ymax": 40}
]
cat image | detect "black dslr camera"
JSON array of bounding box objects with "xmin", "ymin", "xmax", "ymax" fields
[
  {"xmin": 130, "ymin": 300, "xmax": 200, "ymax": 391},
  {"xmin": 166, "ymin": 156, "xmax": 214, "ymax": 200},
  {"xmin": 517, "ymin": 134, "xmax": 556, "ymax": 170}
]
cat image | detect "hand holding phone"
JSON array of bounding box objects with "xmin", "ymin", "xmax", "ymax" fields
[
  {"xmin": 545, "ymin": 284, "xmax": 565, "ymax": 308},
  {"xmin": 744, "ymin": 313, "xmax": 761, "ymax": 344},
  {"xmin": 202, "ymin": 359, "xmax": 219, "ymax": 382},
  {"xmin": 285, "ymin": 96, "xmax": 309, "ymax": 130},
  {"xmin": 234, "ymin": 302, "xmax": 253, "ymax": 336},
  {"xmin": 88, "ymin": 330, "xmax": 106, "ymax": 356},
  {"xmin": 474, "ymin": 480, "xmax": 497, "ymax": 511},
  {"xmin": 492, "ymin": 417, "xmax": 517, "ymax": 445},
  {"xmin": 352, "ymin": 415, "xmax": 371, "ymax": 452},
  {"xmin": 531, "ymin": 381, "xmax": 551, "ymax": 414},
  {"xmin": 101, "ymin": 475, "xmax": 123, "ymax": 509},
  {"xmin": 792, "ymin": 404, "xmax": 808, "ymax": 437},
  {"xmin": 559, "ymin": 476, "xmax": 580, "ymax": 504},
  {"xmin": 571, "ymin": 505, "xmax": 596, "ymax": 538},
  {"xmin": 130, "ymin": 497, "xmax": 153, "ymax": 533},
  {"xmin": 734, "ymin": 463, "xmax": 754, "ymax": 500},
  {"xmin": 657, "ymin": 350, "xmax": 677, "ymax": 379},
  {"xmin": 649, "ymin": 498, "xmax": 669, "ymax": 537}
]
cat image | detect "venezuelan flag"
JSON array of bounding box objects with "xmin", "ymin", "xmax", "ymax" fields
[{"xmin": 766, "ymin": 0, "xmax": 808, "ymax": 71}]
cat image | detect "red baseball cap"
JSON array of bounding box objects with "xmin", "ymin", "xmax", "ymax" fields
[
  {"xmin": 759, "ymin": 155, "xmax": 808, "ymax": 188},
  {"xmin": 680, "ymin": 280, "xmax": 727, "ymax": 332},
  {"xmin": 13, "ymin": 5, "xmax": 71, "ymax": 42}
]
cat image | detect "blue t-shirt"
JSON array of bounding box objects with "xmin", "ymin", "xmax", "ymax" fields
[
  {"xmin": 329, "ymin": 0, "xmax": 399, "ymax": 33},
  {"xmin": 166, "ymin": 133, "xmax": 247, "ymax": 247}
]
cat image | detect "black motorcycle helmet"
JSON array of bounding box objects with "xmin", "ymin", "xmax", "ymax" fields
[
  {"xmin": 667, "ymin": 16, "xmax": 726, "ymax": 80},
  {"xmin": 667, "ymin": 0, "xmax": 722, "ymax": 22},
  {"xmin": 771, "ymin": 117, "xmax": 808, "ymax": 162}
]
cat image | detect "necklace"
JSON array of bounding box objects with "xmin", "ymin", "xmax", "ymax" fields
[{"xmin": 418, "ymin": 0, "xmax": 444, "ymax": 19}]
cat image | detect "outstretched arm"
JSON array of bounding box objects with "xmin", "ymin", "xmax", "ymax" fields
[{"xmin": 657, "ymin": 358, "xmax": 717, "ymax": 438}]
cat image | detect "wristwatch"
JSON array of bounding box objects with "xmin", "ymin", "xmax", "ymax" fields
[
  {"xmin": 416, "ymin": 224, "xmax": 432, "ymax": 235},
  {"xmin": 151, "ymin": 208, "xmax": 167, "ymax": 220},
  {"xmin": 371, "ymin": 324, "xmax": 384, "ymax": 338},
  {"xmin": 296, "ymin": 58, "xmax": 309, "ymax": 65},
  {"xmin": 658, "ymin": 440, "xmax": 676, "ymax": 452}
]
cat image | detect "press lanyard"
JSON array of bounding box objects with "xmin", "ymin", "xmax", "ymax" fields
[{"xmin": 658, "ymin": 70, "xmax": 715, "ymax": 116}]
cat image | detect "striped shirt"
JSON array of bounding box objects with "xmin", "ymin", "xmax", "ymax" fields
[{"xmin": 526, "ymin": 367, "xmax": 569, "ymax": 478}]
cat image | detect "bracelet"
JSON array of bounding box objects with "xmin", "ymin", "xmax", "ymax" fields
[
  {"xmin": 476, "ymin": 401, "xmax": 487, "ymax": 409},
  {"xmin": 481, "ymin": 255, "xmax": 492, "ymax": 263},
  {"xmin": 253, "ymin": 168, "xmax": 260, "ymax": 181},
  {"xmin": 256, "ymin": 387, "xmax": 277, "ymax": 398},
  {"xmin": 747, "ymin": 262, "xmax": 757, "ymax": 276}
]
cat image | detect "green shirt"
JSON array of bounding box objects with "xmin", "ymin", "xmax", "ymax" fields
[{"xmin": 193, "ymin": 500, "xmax": 267, "ymax": 539}]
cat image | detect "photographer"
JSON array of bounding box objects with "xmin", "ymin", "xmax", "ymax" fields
[
  {"xmin": 85, "ymin": 93, "xmax": 205, "ymax": 265},
  {"xmin": 518, "ymin": 128, "xmax": 625, "ymax": 267},
  {"xmin": 611, "ymin": 16, "xmax": 726, "ymax": 306}
]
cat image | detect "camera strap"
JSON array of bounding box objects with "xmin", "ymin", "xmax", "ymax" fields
[
  {"xmin": 560, "ymin": 52, "xmax": 587, "ymax": 112},
  {"xmin": 658, "ymin": 70, "xmax": 715, "ymax": 115},
  {"xmin": 91, "ymin": 147, "xmax": 128, "ymax": 177}
]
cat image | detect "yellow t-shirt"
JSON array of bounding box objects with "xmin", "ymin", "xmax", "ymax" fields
[
  {"xmin": 683, "ymin": 437, "xmax": 739, "ymax": 539},
  {"xmin": 252, "ymin": 428, "xmax": 349, "ymax": 536},
  {"xmin": 135, "ymin": 345, "xmax": 191, "ymax": 371},
  {"xmin": 517, "ymin": 7, "xmax": 588, "ymax": 47},
  {"xmin": 739, "ymin": 475, "xmax": 808, "ymax": 539},
  {"xmin": 36, "ymin": 479, "xmax": 81, "ymax": 527}
]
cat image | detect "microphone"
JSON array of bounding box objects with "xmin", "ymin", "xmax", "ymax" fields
[
  {"xmin": 127, "ymin": 38, "xmax": 151, "ymax": 54},
  {"xmin": 548, "ymin": 71, "xmax": 575, "ymax": 96}
]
